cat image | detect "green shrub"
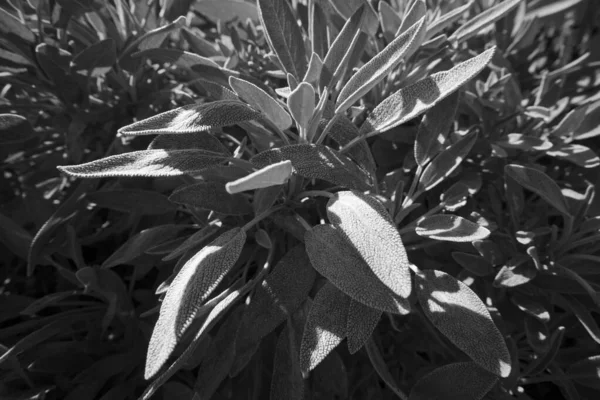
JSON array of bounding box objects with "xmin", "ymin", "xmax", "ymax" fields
[{"xmin": 2, "ymin": 0, "xmax": 600, "ymax": 399}]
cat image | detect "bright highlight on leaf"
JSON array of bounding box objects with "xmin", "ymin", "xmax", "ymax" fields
[
  {"xmin": 505, "ymin": 164, "xmax": 570, "ymax": 215},
  {"xmin": 225, "ymin": 160, "xmax": 293, "ymax": 194},
  {"xmin": 416, "ymin": 214, "xmax": 490, "ymax": 242}
]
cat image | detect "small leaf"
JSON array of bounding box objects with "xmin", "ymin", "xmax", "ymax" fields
[
  {"xmin": 145, "ymin": 228, "xmax": 246, "ymax": 379},
  {"xmin": 300, "ymin": 283, "xmax": 349, "ymax": 374},
  {"xmin": 510, "ymin": 292, "xmax": 550, "ymax": 322},
  {"xmin": 229, "ymin": 76, "xmax": 292, "ymax": 130},
  {"xmin": 87, "ymin": 189, "xmax": 176, "ymax": 215},
  {"xmin": 235, "ymin": 246, "xmax": 315, "ymax": 356},
  {"xmin": 70, "ymin": 39, "xmax": 116, "ymax": 77},
  {"xmin": 118, "ymin": 101, "xmax": 261, "ymax": 135},
  {"xmin": 363, "ymin": 48, "xmax": 495, "ymax": 133},
  {"xmin": 505, "ymin": 164, "xmax": 570, "ymax": 215},
  {"xmin": 547, "ymin": 144, "xmax": 600, "ymax": 168},
  {"xmin": 226, "ymin": 160, "xmax": 293, "ymax": 194},
  {"xmin": 416, "ymin": 215, "xmax": 490, "ymax": 242},
  {"xmin": 414, "ymin": 91, "xmax": 460, "ymax": 167},
  {"xmin": 121, "ymin": 15, "xmax": 186, "ymax": 60},
  {"xmin": 287, "ymin": 82, "xmax": 316, "ymax": 133},
  {"xmin": 523, "ymin": 326, "xmax": 565, "ymax": 376},
  {"xmin": 0, "ymin": 114, "xmax": 36, "ymax": 144},
  {"xmin": 378, "ymin": 1, "xmax": 402, "ymax": 42},
  {"xmin": 170, "ymin": 182, "xmax": 253, "ymax": 215},
  {"xmin": 450, "ymin": 0, "xmax": 522, "ymax": 43},
  {"xmin": 452, "ymin": 252, "xmax": 494, "ymax": 277},
  {"xmin": 426, "ymin": 1, "xmax": 473, "ymax": 40},
  {"xmin": 58, "ymin": 149, "xmax": 227, "ymax": 178},
  {"xmin": 181, "ymin": 28, "xmax": 221, "ymax": 58},
  {"xmin": 258, "ymin": 0, "xmax": 307, "ymax": 79},
  {"xmin": 493, "ymin": 258, "xmax": 536, "ymax": 288},
  {"xmin": 396, "ymin": 0, "xmax": 426, "ymax": 36},
  {"xmin": 132, "ymin": 48, "xmax": 220, "ymax": 69},
  {"xmin": 335, "ymin": 16, "xmax": 426, "ymax": 114},
  {"xmin": 303, "ymin": 52, "xmax": 323, "ymax": 84},
  {"xmin": 408, "ymin": 362, "xmax": 498, "ymax": 400},
  {"xmin": 496, "ymin": 133, "xmax": 553, "ymax": 151},
  {"xmin": 193, "ymin": 0, "xmax": 259, "ymax": 23},
  {"xmin": 305, "ymin": 225, "xmax": 409, "ymax": 315},
  {"xmin": 418, "ymin": 130, "xmax": 478, "ymax": 192},
  {"xmin": 251, "ymin": 144, "xmax": 372, "ymax": 191},
  {"xmin": 416, "ymin": 269, "xmax": 511, "ymax": 377},
  {"xmin": 441, "ymin": 182, "xmax": 470, "ymax": 211},
  {"xmin": 347, "ymin": 300, "xmax": 382, "ymax": 354}
]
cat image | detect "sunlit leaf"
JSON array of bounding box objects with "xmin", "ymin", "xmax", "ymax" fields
[
  {"xmin": 547, "ymin": 144, "xmax": 600, "ymax": 168},
  {"xmin": 226, "ymin": 160, "xmax": 293, "ymax": 194},
  {"xmin": 426, "ymin": 1, "xmax": 473, "ymax": 40},
  {"xmin": 396, "ymin": 0, "xmax": 426, "ymax": 36},
  {"xmin": 495, "ymin": 133, "xmax": 553, "ymax": 151},
  {"xmin": 287, "ymin": 82, "xmax": 316, "ymax": 133},
  {"xmin": 450, "ymin": 0, "xmax": 522, "ymax": 43},
  {"xmin": 416, "ymin": 214, "xmax": 490, "ymax": 242},
  {"xmin": 505, "ymin": 164, "xmax": 570, "ymax": 215},
  {"xmin": 148, "ymin": 132, "xmax": 229, "ymax": 153}
]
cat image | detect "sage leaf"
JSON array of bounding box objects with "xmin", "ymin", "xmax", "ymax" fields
[
  {"xmin": 396, "ymin": 0, "xmax": 426, "ymax": 36},
  {"xmin": 417, "ymin": 130, "xmax": 478, "ymax": 192},
  {"xmin": 310, "ymin": 0, "xmax": 328, "ymax": 58},
  {"xmin": 118, "ymin": 101, "xmax": 261, "ymax": 135},
  {"xmin": 329, "ymin": 0, "xmax": 379, "ymax": 36},
  {"xmin": 251, "ymin": 144, "xmax": 372, "ymax": 191},
  {"xmin": 347, "ymin": 299, "xmax": 382, "ymax": 354},
  {"xmin": 58, "ymin": 149, "xmax": 227, "ymax": 178},
  {"xmin": 235, "ymin": 246, "xmax": 315, "ymax": 356},
  {"xmin": 229, "ymin": 76, "xmax": 292, "ymax": 130},
  {"xmin": 336, "ymin": 16, "xmax": 426, "ymax": 114},
  {"xmin": 378, "ymin": 1, "xmax": 402, "ymax": 42},
  {"xmin": 145, "ymin": 228, "xmax": 246, "ymax": 379},
  {"xmin": 305, "ymin": 224, "xmax": 410, "ymax": 315},
  {"xmin": 408, "ymin": 362, "xmax": 498, "ymax": 400},
  {"xmin": 450, "ymin": 0, "xmax": 522, "ymax": 43},
  {"xmin": 303, "ymin": 52, "xmax": 323, "ymax": 85},
  {"xmin": 181, "ymin": 28, "xmax": 221, "ymax": 58},
  {"xmin": 416, "ymin": 215, "xmax": 490, "ymax": 242},
  {"xmin": 505, "ymin": 164, "xmax": 570, "ymax": 215},
  {"xmin": 148, "ymin": 132, "xmax": 229, "ymax": 153},
  {"xmin": 327, "ymin": 191, "xmax": 412, "ymax": 300},
  {"xmin": 193, "ymin": 0, "xmax": 259, "ymax": 23},
  {"xmin": 226, "ymin": 160, "xmax": 293, "ymax": 194},
  {"xmin": 452, "ymin": 252, "xmax": 494, "ymax": 277},
  {"xmin": 169, "ymin": 182, "xmax": 253, "ymax": 215},
  {"xmin": 287, "ymin": 82, "xmax": 316, "ymax": 133},
  {"xmin": 363, "ymin": 47, "xmax": 495, "ymax": 133},
  {"xmin": 300, "ymin": 283, "xmax": 349, "ymax": 374},
  {"xmin": 70, "ymin": 39, "xmax": 116, "ymax": 77},
  {"xmin": 0, "ymin": 114, "xmax": 36, "ymax": 144},
  {"xmin": 416, "ymin": 269, "xmax": 511, "ymax": 377},
  {"xmin": 560, "ymin": 294, "xmax": 600, "ymax": 344},
  {"xmin": 495, "ymin": 133, "xmax": 552, "ymax": 151},
  {"xmin": 426, "ymin": 1, "xmax": 473, "ymax": 40},
  {"xmin": 414, "ymin": 91, "xmax": 459, "ymax": 167},
  {"xmin": 547, "ymin": 144, "xmax": 600, "ymax": 168},
  {"xmin": 258, "ymin": 0, "xmax": 307, "ymax": 79}
]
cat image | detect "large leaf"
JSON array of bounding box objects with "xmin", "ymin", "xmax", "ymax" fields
[
  {"xmin": 235, "ymin": 246, "xmax": 315, "ymax": 356},
  {"xmin": 251, "ymin": 144, "xmax": 372, "ymax": 191},
  {"xmin": 169, "ymin": 182, "xmax": 253, "ymax": 215},
  {"xmin": 329, "ymin": 0, "xmax": 379, "ymax": 36},
  {"xmin": 504, "ymin": 164, "xmax": 570, "ymax": 215},
  {"xmin": 408, "ymin": 362, "xmax": 498, "ymax": 400},
  {"xmin": 416, "ymin": 269, "xmax": 511, "ymax": 377},
  {"xmin": 347, "ymin": 299, "xmax": 382, "ymax": 354},
  {"xmin": 0, "ymin": 114, "xmax": 36, "ymax": 144},
  {"xmin": 58, "ymin": 149, "xmax": 228, "ymax": 178},
  {"xmin": 451, "ymin": 0, "xmax": 522, "ymax": 43},
  {"xmin": 148, "ymin": 132, "xmax": 229, "ymax": 153},
  {"xmin": 145, "ymin": 228, "xmax": 246, "ymax": 379},
  {"xmin": 362, "ymin": 48, "xmax": 495, "ymax": 133},
  {"xmin": 118, "ymin": 101, "xmax": 261, "ymax": 135},
  {"xmin": 229, "ymin": 76, "xmax": 292, "ymax": 130},
  {"xmin": 226, "ymin": 160, "xmax": 293, "ymax": 194},
  {"xmin": 335, "ymin": 16, "xmax": 426, "ymax": 114},
  {"xmin": 305, "ymin": 224, "xmax": 410, "ymax": 314},
  {"xmin": 287, "ymin": 82, "xmax": 316, "ymax": 134},
  {"xmin": 416, "ymin": 215, "xmax": 490, "ymax": 242},
  {"xmin": 414, "ymin": 92, "xmax": 460, "ymax": 167},
  {"xmin": 70, "ymin": 39, "xmax": 116, "ymax": 77},
  {"xmin": 300, "ymin": 283, "xmax": 349, "ymax": 374},
  {"xmin": 327, "ymin": 191, "xmax": 412, "ymax": 299},
  {"xmin": 258, "ymin": 0, "xmax": 307, "ymax": 79}
]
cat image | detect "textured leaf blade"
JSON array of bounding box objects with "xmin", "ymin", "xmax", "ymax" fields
[
  {"xmin": 451, "ymin": 0, "xmax": 522, "ymax": 43},
  {"xmin": 336, "ymin": 16, "xmax": 427, "ymax": 114},
  {"xmin": 329, "ymin": 0, "xmax": 379, "ymax": 36},
  {"xmin": 118, "ymin": 101, "xmax": 261, "ymax": 135},
  {"xmin": 287, "ymin": 82, "xmax": 316, "ymax": 133},
  {"xmin": 251, "ymin": 144, "xmax": 372, "ymax": 191},
  {"xmin": 300, "ymin": 283, "xmax": 349, "ymax": 374},
  {"xmin": 414, "ymin": 91, "xmax": 460, "ymax": 167},
  {"xmin": 58, "ymin": 149, "xmax": 227, "ymax": 178},
  {"xmin": 347, "ymin": 299, "xmax": 382, "ymax": 354},
  {"xmin": 416, "ymin": 215, "xmax": 490, "ymax": 242},
  {"xmin": 258, "ymin": 0, "xmax": 307, "ymax": 79},
  {"xmin": 226, "ymin": 160, "xmax": 293, "ymax": 194},
  {"xmin": 327, "ymin": 191, "xmax": 412, "ymax": 299},
  {"xmin": 426, "ymin": 1, "xmax": 473, "ymax": 40},
  {"xmin": 505, "ymin": 164, "xmax": 570, "ymax": 215},
  {"xmin": 396, "ymin": 0, "xmax": 426, "ymax": 36},
  {"xmin": 148, "ymin": 132, "xmax": 229, "ymax": 153},
  {"xmin": 145, "ymin": 228, "xmax": 246, "ymax": 379},
  {"xmin": 70, "ymin": 39, "xmax": 116, "ymax": 77},
  {"xmin": 416, "ymin": 269, "xmax": 511, "ymax": 377},
  {"xmin": 408, "ymin": 362, "xmax": 498, "ymax": 400},
  {"xmin": 0, "ymin": 114, "xmax": 36, "ymax": 144},
  {"xmin": 229, "ymin": 76, "xmax": 292, "ymax": 130},
  {"xmin": 170, "ymin": 182, "xmax": 253, "ymax": 215},
  {"xmin": 363, "ymin": 48, "xmax": 495, "ymax": 133},
  {"xmin": 305, "ymin": 224, "xmax": 410, "ymax": 314},
  {"xmin": 418, "ymin": 131, "xmax": 478, "ymax": 192}
]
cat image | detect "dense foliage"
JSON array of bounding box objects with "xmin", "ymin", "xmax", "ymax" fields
[{"xmin": 1, "ymin": 0, "xmax": 600, "ymax": 399}]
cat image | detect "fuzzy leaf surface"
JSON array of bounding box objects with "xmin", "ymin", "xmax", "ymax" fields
[
  {"xmin": 396, "ymin": 0, "xmax": 426, "ymax": 36},
  {"xmin": 451, "ymin": 0, "xmax": 522, "ymax": 43},
  {"xmin": 287, "ymin": 82, "xmax": 316, "ymax": 132},
  {"xmin": 416, "ymin": 215, "xmax": 490, "ymax": 242},
  {"xmin": 505, "ymin": 164, "xmax": 570, "ymax": 215},
  {"xmin": 169, "ymin": 182, "xmax": 253, "ymax": 215},
  {"xmin": 416, "ymin": 269, "xmax": 511, "ymax": 377},
  {"xmin": 347, "ymin": 299, "xmax": 382, "ymax": 354},
  {"xmin": 145, "ymin": 228, "xmax": 246, "ymax": 379},
  {"xmin": 226, "ymin": 160, "xmax": 293, "ymax": 194},
  {"xmin": 147, "ymin": 132, "xmax": 229, "ymax": 153}
]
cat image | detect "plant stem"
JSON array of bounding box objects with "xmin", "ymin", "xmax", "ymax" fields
[{"xmin": 242, "ymin": 206, "xmax": 284, "ymax": 232}]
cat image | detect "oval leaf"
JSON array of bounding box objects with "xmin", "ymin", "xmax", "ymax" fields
[
  {"xmin": 287, "ymin": 82, "xmax": 316, "ymax": 133},
  {"xmin": 145, "ymin": 228, "xmax": 246, "ymax": 379},
  {"xmin": 300, "ymin": 283, "xmax": 349, "ymax": 374},
  {"xmin": 305, "ymin": 224, "xmax": 410, "ymax": 315},
  {"xmin": 408, "ymin": 362, "xmax": 498, "ymax": 400},
  {"xmin": 118, "ymin": 101, "xmax": 261, "ymax": 135},
  {"xmin": 504, "ymin": 164, "xmax": 570, "ymax": 215},
  {"xmin": 226, "ymin": 160, "xmax": 293, "ymax": 194},
  {"xmin": 416, "ymin": 269, "xmax": 511, "ymax": 377},
  {"xmin": 347, "ymin": 299, "xmax": 382, "ymax": 354},
  {"xmin": 363, "ymin": 47, "xmax": 495, "ymax": 133},
  {"xmin": 169, "ymin": 182, "xmax": 253, "ymax": 215},
  {"xmin": 58, "ymin": 149, "xmax": 227, "ymax": 178},
  {"xmin": 416, "ymin": 215, "xmax": 490, "ymax": 242},
  {"xmin": 251, "ymin": 144, "xmax": 372, "ymax": 191}
]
